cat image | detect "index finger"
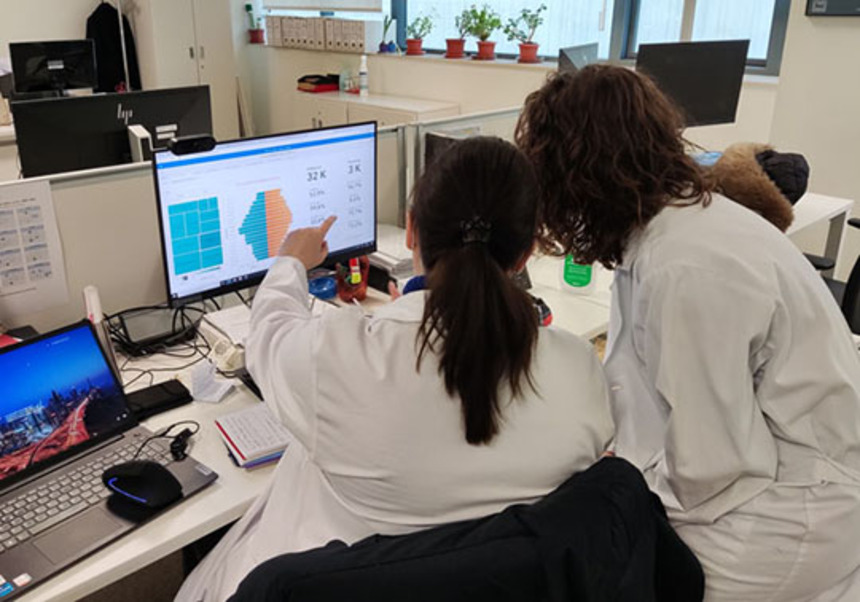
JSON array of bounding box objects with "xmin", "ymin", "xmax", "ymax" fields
[{"xmin": 319, "ymin": 215, "xmax": 337, "ymax": 236}]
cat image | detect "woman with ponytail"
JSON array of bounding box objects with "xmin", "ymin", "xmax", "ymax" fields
[{"xmin": 176, "ymin": 137, "xmax": 614, "ymax": 601}]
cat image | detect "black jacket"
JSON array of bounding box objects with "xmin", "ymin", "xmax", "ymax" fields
[
  {"xmin": 86, "ymin": 2, "xmax": 142, "ymax": 93},
  {"xmin": 229, "ymin": 458, "xmax": 704, "ymax": 601}
]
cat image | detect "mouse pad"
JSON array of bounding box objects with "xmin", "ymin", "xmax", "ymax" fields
[{"xmin": 33, "ymin": 507, "xmax": 125, "ymax": 565}]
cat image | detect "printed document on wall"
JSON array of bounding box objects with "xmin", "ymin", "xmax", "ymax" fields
[{"xmin": 0, "ymin": 180, "xmax": 69, "ymax": 316}]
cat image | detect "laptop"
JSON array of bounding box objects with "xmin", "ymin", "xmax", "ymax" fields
[{"xmin": 0, "ymin": 321, "xmax": 217, "ymax": 599}]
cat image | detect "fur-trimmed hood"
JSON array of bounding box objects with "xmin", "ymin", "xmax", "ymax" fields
[{"xmin": 710, "ymin": 142, "xmax": 796, "ymax": 232}]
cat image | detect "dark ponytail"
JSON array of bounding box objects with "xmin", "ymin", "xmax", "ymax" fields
[{"xmin": 412, "ymin": 137, "xmax": 539, "ymax": 445}]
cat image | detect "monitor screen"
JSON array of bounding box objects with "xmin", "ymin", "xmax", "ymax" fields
[
  {"xmin": 0, "ymin": 322, "xmax": 134, "ymax": 485},
  {"xmin": 635, "ymin": 40, "xmax": 750, "ymax": 127},
  {"xmin": 558, "ymin": 43, "xmax": 599, "ymax": 73},
  {"xmin": 10, "ymin": 40, "xmax": 97, "ymax": 93},
  {"xmin": 12, "ymin": 86, "xmax": 212, "ymax": 178},
  {"xmin": 423, "ymin": 132, "xmax": 461, "ymax": 171},
  {"xmin": 153, "ymin": 122, "xmax": 378, "ymax": 305}
]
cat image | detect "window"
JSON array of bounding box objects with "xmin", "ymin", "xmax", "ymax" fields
[
  {"xmin": 625, "ymin": 0, "xmax": 790, "ymax": 73},
  {"xmin": 692, "ymin": 0, "xmax": 777, "ymax": 61},
  {"xmin": 394, "ymin": 0, "xmax": 789, "ymax": 75},
  {"xmin": 399, "ymin": 1, "xmax": 616, "ymax": 60},
  {"xmin": 631, "ymin": 0, "xmax": 684, "ymax": 50}
]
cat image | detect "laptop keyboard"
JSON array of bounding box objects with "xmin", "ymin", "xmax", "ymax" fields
[{"xmin": 0, "ymin": 439, "xmax": 172, "ymax": 554}]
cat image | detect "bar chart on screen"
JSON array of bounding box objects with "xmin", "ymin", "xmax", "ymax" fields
[{"xmin": 239, "ymin": 190, "xmax": 293, "ymax": 261}]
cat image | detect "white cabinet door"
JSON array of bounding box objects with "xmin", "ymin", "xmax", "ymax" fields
[
  {"xmin": 316, "ymin": 99, "xmax": 349, "ymax": 129},
  {"xmin": 135, "ymin": 0, "xmax": 199, "ymax": 89},
  {"xmin": 192, "ymin": 0, "xmax": 239, "ymax": 140},
  {"xmin": 293, "ymin": 95, "xmax": 348, "ymax": 130},
  {"xmin": 347, "ymin": 104, "xmax": 416, "ymax": 128}
]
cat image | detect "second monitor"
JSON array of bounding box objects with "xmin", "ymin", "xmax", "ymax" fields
[
  {"xmin": 153, "ymin": 122, "xmax": 377, "ymax": 306},
  {"xmin": 12, "ymin": 86, "xmax": 212, "ymax": 178}
]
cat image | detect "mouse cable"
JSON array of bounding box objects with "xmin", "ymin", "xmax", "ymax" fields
[{"xmin": 133, "ymin": 420, "xmax": 201, "ymax": 462}]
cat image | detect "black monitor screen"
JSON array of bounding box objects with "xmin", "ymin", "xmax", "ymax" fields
[
  {"xmin": 558, "ymin": 43, "xmax": 599, "ymax": 73},
  {"xmin": 635, "ymin": 40, "xmax": 750, "ymax": 127},
  {"xmin": 10, "ymin": 40, "xmax": 97, "ymax": 93},
  {"xmin": 12, "ymin": 86, "xmax": 212, "ymax": 178},
  {"xmin": 152, "ymin": 122, "xmax": 378, "ymax": 306},
  {"xmin": 424, "ymin": 132, "xmax": 461, "ymax": 171}
]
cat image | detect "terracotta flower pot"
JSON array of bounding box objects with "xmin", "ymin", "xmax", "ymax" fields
[
  {"xmin": 248, "ymin": 28, "xmax": 264, "ymax": 44},
  {"xmin": 518, "ymin": 42, "xmax": 540, "ymax": 64},
  {"xmin": 475, "ymin": 40, "xmax": 496, "ymax": 61},
  {"xmin": 445, "ymin": 38, "xmax": 466, "ymax": 59},
  {"xmin": 406, "ymin": 38, "xmax": 424, "ymax": 56}
]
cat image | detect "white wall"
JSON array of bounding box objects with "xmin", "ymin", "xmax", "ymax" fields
[
  {"xmin": 770, "ymin": 1, "xmax": 860, "ymax": 280},
  {"xmin": 0, "ymin": 0, "xmax": 96, "ymax": 56}
]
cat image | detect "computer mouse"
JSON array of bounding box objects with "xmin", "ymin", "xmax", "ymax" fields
[{"xmin": 102, "ymin": 460, "xmax": 183, "ymax": 509}]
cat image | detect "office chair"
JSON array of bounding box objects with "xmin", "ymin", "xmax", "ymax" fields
[{"xmin": 823, "ymin": 218, "xmax": 860, "ymax": 335}]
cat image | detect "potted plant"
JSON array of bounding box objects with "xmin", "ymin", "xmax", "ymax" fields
[
  {"xmin": 503, "ymin": 4, "xmax": 547, "ymax": 63},
  {"xmin": 446, "ymin": 12, "xmax": 470, "ymax": 59},
  {"xmin": 462, "ymin": 4, "xmax": 502, "ymax": 61},
  {"xmin": 379, "ymin": 15, "xmax": 396, "ymax": 53},
  {"xmin": 245, "ymin": 3, "xmax": 264, "ymax": 44},
  {"xmin": 406, "ymin": 15, "xmax": 434, "ymax": 56}
]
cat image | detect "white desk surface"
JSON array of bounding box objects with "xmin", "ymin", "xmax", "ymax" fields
[
  {"xmin": 528, "ymin": 254, "xmax": 612, "ymax": 341},
  {"xmin": 788, "ymin": 192, "xmax": 854, "ymax": 236},
  {"xmin": 309, "ymin": 92, "xmax": 459, "ymax": 113}
]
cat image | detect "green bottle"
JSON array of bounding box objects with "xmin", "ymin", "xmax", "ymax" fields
[{"xmin": 560, "ymin": 255, "xmax": 596, "ymax": 294}]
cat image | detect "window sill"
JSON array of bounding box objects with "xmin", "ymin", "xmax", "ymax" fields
[{"xmin": 369, "ymin": 50, "xmax": 556, "ymax": 73}]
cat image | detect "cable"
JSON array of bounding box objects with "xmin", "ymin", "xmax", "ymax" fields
[
  {"xmin": 235, "ymin": 291, "xmax": 251, "ymax": 308},
  {"xmin": 132, "ymin": 420, "xmax": 201, "ymax": 462}
]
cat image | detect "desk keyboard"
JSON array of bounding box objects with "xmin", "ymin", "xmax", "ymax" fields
[{"xmin": 0, "ymin": 440, "xmax": 172, "ymax": 554}]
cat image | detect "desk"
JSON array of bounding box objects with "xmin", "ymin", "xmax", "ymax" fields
[
  {"xmin": 18, "ymin": 190, "xmax": 855, "ymax": 599},
  {"xmin": 527, "ymin": 255, "xmax": 612, "ymax": 340},
  {"xmin": 18, "ymin": 375, "xmax": 269, "ymax": 602},
  {"xmin": 788, "ymin": 192, "xmax": 855, "ymax": 278}
]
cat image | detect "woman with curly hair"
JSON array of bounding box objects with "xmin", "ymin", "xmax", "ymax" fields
[{"xmin": 516, "ymin": 64, "xmax": 860, "ymax": 601}]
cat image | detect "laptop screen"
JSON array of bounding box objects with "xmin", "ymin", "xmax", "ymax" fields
[{"xmin": 0, "ymin": 322, "xmax": 135, "ymax": 486}]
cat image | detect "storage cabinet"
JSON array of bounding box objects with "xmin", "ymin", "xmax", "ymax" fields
[
  {"xmin": 132, "ymin": 0, "xmax": 239, "ymax": 141},
  {"xmin": 293, "ymin": 97, "xmax": 349, "ymax": 130},
  {"xmin": 292, "ymin": 92, "xmax": 459, "ymax": 131}
]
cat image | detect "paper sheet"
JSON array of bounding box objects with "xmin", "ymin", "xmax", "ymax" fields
[
  {"xmin": 191, "ymin": 360, "xmax": 234, "ymax": 403},
  {"xmin": 0, "ymin": 180, "xmax": 69, "ymax": 318}
]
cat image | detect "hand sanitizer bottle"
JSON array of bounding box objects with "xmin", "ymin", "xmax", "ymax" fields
[
  {"xmin": 560, "ymin": 255, "xmax": 596, "ymax": 295},
  {"xmin": 359, "ymin": 54, "xmax": 369, "ymax": 97}
]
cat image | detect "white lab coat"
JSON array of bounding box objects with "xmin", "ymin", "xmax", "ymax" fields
[
  {"xmin": 176, "ymin": 257, "xmax": 614, "ymax": 602},
  {"xmin": 605, "ymin": 194, "xmax": 860, "ymax": 601}
]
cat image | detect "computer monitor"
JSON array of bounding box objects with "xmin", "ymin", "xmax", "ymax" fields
[
  {"xmin": 423, "ymin": 132, "xmax": 462, "ymax": 172},
  {"xmin": 558, "ymin": 43, "xmax": 599, "ymax": 73},
  {"xmin": 10, "ymin": 40, "xmax": 97, "ymax": 94},
  {"xmin": 635, "ymin": 40, "xmax": 750, "ymax": 127},
  {"xmin": 152, "ymin": 122, "xmax": 378, "ymax": 306},
  {"xmin": 12, "ymin": 86, "xmax": 212, "ymax": 178}
]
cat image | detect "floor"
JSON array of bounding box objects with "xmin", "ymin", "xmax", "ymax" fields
[{"xmin": 80, "ymin": 551, "xmax": 184, "ymax": 602}]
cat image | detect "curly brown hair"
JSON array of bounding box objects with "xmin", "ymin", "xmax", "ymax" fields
[{"xmin": 515, "ymin": 64, "xmax": 712, "ymax": 268}]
